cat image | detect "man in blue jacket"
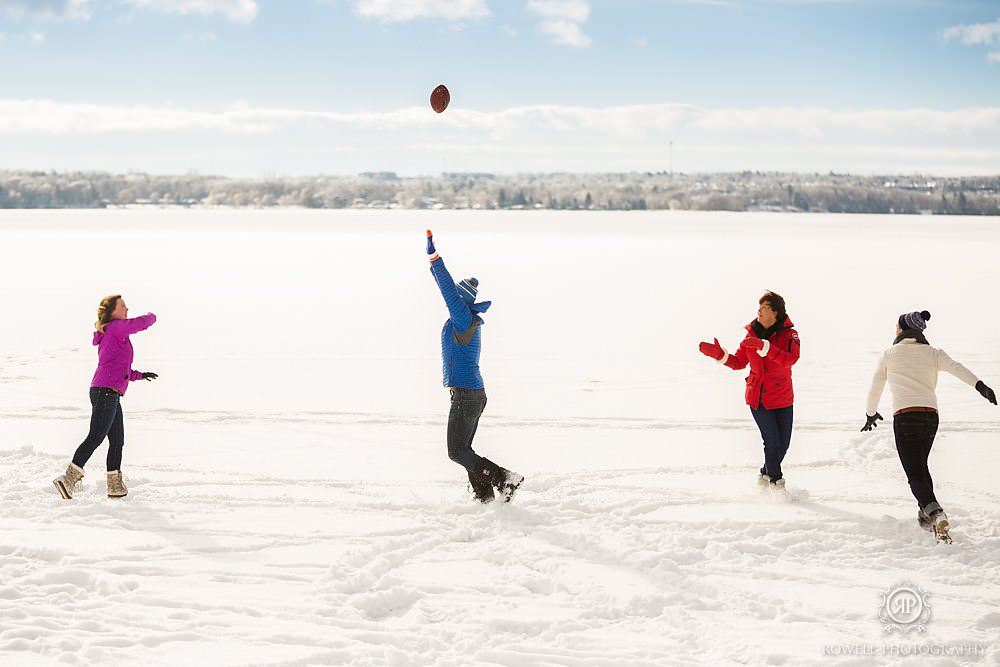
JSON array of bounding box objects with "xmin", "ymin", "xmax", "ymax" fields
[{"xmin": 427, "ymin": 229, "xmax": 524, "ymax": 503}]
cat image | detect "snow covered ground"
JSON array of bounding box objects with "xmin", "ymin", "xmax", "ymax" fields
[{"xmin": 2, "ymin": 209, "xmax": 999, "ymax": 666}]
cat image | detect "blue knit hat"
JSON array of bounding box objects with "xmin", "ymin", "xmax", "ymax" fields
[
  {"xmin": 899, "ymin": 310, "xmax": 931, "ymax": 331},
  {"xmin": 457, "ymin": 277, "xmax": 479, "ymax": 304}
]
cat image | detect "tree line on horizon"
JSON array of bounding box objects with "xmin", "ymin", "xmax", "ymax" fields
[{"xmin": 1, "ymin": 170, "xmax": 998, "ymax": 215}]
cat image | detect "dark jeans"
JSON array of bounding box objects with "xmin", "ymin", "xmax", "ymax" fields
[
  {"xmin": 750, "ymin": 404, "xmax": 793, "ymax": 482},
  {"xmin": 893, "ymin": 412, "xmax": 940, "ymax": 511},
  {"xmin": 447, "ymin": 388, "xmax": 487, "ymax": 473},
  {"xmin": 72, "ymin": 387, "xmax": 125, "ymax": 472}
]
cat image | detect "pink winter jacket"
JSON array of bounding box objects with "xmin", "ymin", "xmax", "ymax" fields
[{"xmin": 90, "ymin": 313, "xmax": 157, "ymax": 395}]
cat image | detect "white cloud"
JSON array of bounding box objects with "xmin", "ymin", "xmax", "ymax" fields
[
  {"xmin": 527, "ymin": 0, "xmax": 591, "ymax": 48},
  {"xmin": 29, "ymin": 30, "xmax": 44, "ymax": 42},
  {"xmin": 943, "ymin": 18, "xmax": 1000, "ymax": 45},
  {"xmin": 537, "ymin": 19, "xmax": 590, "ymax": 47},
  {"xmin": 990, "ymin": 51, "xmax": 1000, "ymax": 63},
  {"xmin": 121, "ymin": 0, "xmax": 258, "ymax": 24},
  {"xmin": 353, "ymin": 0, "xmax": 490, "ymax": 22},
  {"xmin": 0, "ymin": 0, "xmax": 90, "ymax": 20},
  {"xmin": 2, "ymin": 99, "xmax": 998, "ymax": 175},
  {"xmin": 526, "ymin": 0, "xmax": 588, "ymax": 22}
]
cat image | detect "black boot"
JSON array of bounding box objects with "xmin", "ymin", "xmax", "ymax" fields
[
  {"xmin": 467, "ymin": 469, "xmax": 495, "ymax": 503},
  {"xmin": 479, "ymin": 457, "xmax": 525, "ymax": 504}
]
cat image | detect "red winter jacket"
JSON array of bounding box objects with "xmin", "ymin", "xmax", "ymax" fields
[{"xmin": 723, "ymin": 316, "xmax": 800, "ymax": 409}]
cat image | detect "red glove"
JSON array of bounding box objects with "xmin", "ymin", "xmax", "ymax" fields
[
  {"xmin": 698, "ymin": 338, "xmax": 724, "ymax": 361},
  {"xmin": 743, "ymin": 337, "xmax": 764, "ymax": 351}
]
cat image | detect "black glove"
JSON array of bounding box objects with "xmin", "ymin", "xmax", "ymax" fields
[
  {"xmin": 141, "ymin": 372, "xmax": 158, "ymax": 381},
  {"xmin": 861, "ymin": 412, "xmax": 883, "ymax": 432},
  {"xmin": 976, "ymin": 380, "xmax": 997, "ymax": 405}
]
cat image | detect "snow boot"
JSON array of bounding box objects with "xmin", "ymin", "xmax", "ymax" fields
[
  {"xmin": 53, "ymin": 462, "xmax": 85, "ymax": 499},
  {"xmin": 769, "ymin": 477, "xmax": 786, "ymax": 490},
  {"xmin": 917, "ymin": 508, "xmax": 935, "ymax": 532},
  {"xmin": 478, "ymin": 458, "xmax": 525, "ymax": 504},
  {"xmin": 928, "ymin": 510, "xmax": 951, "ymax": 543},
  {"xmin": 467, "ymin": 469, "xmax": 495, "ymax": 503},
  {"xmin": 920, "ymin": 503, "xmax": 951, "ymax": 542},
  {"xmin": 107, "ymin": 470, "xmax": 128, "ymax": 498},
  {"xmin": 757, "ymin": 466, "xmax": 770, "ymax": 485}
]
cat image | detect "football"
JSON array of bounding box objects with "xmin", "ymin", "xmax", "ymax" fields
[{"xmin": 430, "ymin": 84, "xmax": 450, "ymax": 114}]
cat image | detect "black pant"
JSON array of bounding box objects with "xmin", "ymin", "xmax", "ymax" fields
[
  {"xmin": 447, "ymin": 388, "xmax": 487, "ymax": 473},
  {"xmin": 893, "ymin": 412, "xmax": 940, "ymax": 511},
  {"xmin": 72, "ymin": 387, "xmax": 125, "ymax": 472}
]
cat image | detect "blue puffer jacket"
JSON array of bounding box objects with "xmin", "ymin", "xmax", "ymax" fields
[{"xmin": 430, "ymin": 256, "xmax": 491, "ymax": 389}]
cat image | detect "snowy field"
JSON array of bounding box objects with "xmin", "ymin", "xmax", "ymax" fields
[{"xmin": 2, "ymin": 209, "xmax": 999, "ymax": 667}]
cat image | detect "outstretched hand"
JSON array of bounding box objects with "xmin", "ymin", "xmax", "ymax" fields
[
  {"xmin": 861, "ymin": 412, "xmax": 883, "ymax": 431},
  {"xmin": 976, "ymin": 380, "xmax": 997, "ymax": 405},
  {"xmin": 698, "ymin": 338, "xmax": 724, "ymax": 361},
  {"xmin": 742, "ymin": 337, "xmax": 764, "ymax": 351},
  {"xmin": 426, "ymin": 229, "xmax": 437, "ymax": 257},
  {"xmin": 141, "ymin": 372, "xmax": 158, "ymax": 381}
]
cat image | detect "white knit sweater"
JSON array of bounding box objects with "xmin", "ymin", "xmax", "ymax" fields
[{"xmin": 866, "ymin": 338, "xmax": 979, "ymax": 415}]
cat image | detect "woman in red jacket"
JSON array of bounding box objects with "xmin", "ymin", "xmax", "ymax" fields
[{"xmin": 699, "ymin": 291, "xmax": 801, "ymax": 487}]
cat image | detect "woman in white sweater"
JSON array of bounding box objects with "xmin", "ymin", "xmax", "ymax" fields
[{"xmin": 863, "ymin": 310, "xmax": 996, "ymax": 539}]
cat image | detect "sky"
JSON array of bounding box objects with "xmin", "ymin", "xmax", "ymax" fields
[{"xmin": 1, "ymin": 0, "xmax": 999, "ymax": 177}]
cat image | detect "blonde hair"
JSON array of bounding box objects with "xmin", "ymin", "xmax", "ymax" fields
[{"xmin": 95, "ymin": 294, "xmax": 122, "ymax": 333}]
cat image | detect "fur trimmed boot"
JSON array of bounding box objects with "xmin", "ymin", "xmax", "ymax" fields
[
  {"xmin": 106, "ymin": 470, "xmax": 128, "ymax": 498},
  {"xmin": 53, "ymin": 463, "xmax": 85, "ymax": 499}
]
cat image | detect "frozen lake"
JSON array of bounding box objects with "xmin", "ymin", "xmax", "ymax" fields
[{"xmin": 2, "ymin": 209, "xmax": 999, "ymax": 666}]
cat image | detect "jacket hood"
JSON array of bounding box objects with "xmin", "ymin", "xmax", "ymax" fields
[{"xmin": 93, "ymin": 331, "xmax": 104, "ymax": 346}]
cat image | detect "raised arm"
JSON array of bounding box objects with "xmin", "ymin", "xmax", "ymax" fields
[
  {"xmin": 426, "ymin": 230, "xmax": 473, "ymax": 331},
  {"xmin": 122, "ymin": 312, "xmax": 157, "ymax": 335},
  {"xmin": 938, "ymin": 348, "xmax": 997, "ymax": 405},
  {"xmin": 936, "ymin": 348, "xmax": 979, "ymax": 388},
  {"xmin": 723, "ymin": 344, "xmax": 749, "ymax": 371},
  {"xmin": 698, "ymin": 337, "xmax": 748, "ymax": 370}
]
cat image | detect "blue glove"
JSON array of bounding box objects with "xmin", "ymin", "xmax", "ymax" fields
[{"xmin": 426, "ymin": 229, "xmax": 438, "ymax": 258}]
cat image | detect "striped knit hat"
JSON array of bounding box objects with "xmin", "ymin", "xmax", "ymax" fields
[
  {"xmin": 899, "ymin": 310, "xmax": 931, "ymax": 331},
  {"xmin": 457, "ymin": 277, "xmax": 479, "ymax": 304}
]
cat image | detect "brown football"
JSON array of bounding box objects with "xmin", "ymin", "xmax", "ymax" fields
[{"xmin": 430, "ymin": 84, "xmax": 450, "ymax": 113}]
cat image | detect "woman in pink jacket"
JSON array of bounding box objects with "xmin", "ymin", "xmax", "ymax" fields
[{"xmin": 53, "ymin": 295, "xmax": 157, "ymax": 499}]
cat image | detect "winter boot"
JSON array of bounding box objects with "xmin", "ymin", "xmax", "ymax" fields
[
  {"xmin": 478, "ymin": 458, "xmax": 524, "ymax": 504},
  {"xmin": 928, "ymin": 509, "xmax": 950, "ymax": 542},
  {"xmin": 107, "ymin": 470, "xmax": 128, "ymax": 498},
  {"xmin": 757, "ymin": 466, "xmax": 770, "ymax": 485},
  {"xmin": 53, "ymin": 463, "xmax": 85, "ymax": 499},
  {"xmin": 769, "ymin": 477, "xmax": 786, "ymax": 491},
  {"xmin": 467, "ymin": 469, "xmax": 495, "ymax": 503},
  {"xmin": 917, "ymin": 510, "xmax": 934, "ymax": 532}
]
